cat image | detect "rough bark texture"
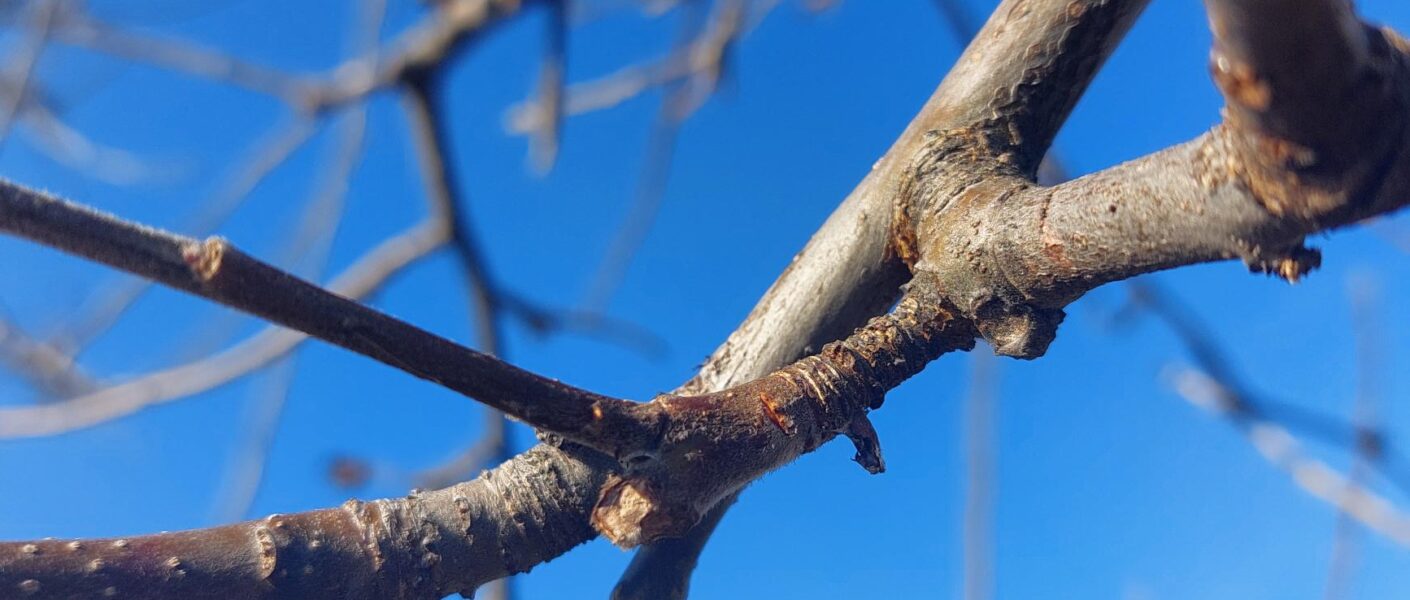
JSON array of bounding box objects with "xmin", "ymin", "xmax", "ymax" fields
[{"xmin": 0, "ymin": 445, "xmax": 612, "ymax": 599}]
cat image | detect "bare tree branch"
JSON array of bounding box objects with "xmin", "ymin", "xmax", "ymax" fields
[
  {"xmin": 0, "ymin": 315, "xmax": 94, "ymax": 398},
  {"xmin": 0, "ymin": 184, "xmax": 648, "ymax": 448},
  {"xmin": 0, "ymin": 217, "xmax": 449, "ymax": 438},
  {"xmin": 616, "ymin": 0, "xmax": 1151, "ymax": 595},
  {"xmin": 211, "ymin": 102, "xmax": 373, "ymax": 524},
  {"xmin": 53, "ymin": 116, "xmax": 319, "ymax": 355},
  {"xmin": 0, "ymin": 0, "xmax": 56, "ymax": 150},
  {"xmin": 0, "ymin": 444, "xmax": 617, "ymax": 600},
  {"xmin": 581, "ymin": 0, "xmax": 742, "ymax": 314},
  {"xmin": 7, "ymin": 1, "xmax": 1410, "ymax": 598}
]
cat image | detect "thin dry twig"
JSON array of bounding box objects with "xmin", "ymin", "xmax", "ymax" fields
[
  {"xmin": 0, "ymin": 214, "xmax": 450, "ymax": 438},
  {"xmin": 579, "ymin": 0, "xmax": 744, "ymax": 314},
  {"xmin": 210, "ymin": 104, "xmax": 372, "ymax": 524},
  {"xmin": 53, "ymin": 116, "xmax": 320, "ymax": 354},
  {"xmin": 1322, "ymin": 277, "xmax": 1387, "ymax": 600},
  {"xmin": 1134, "ymin": 281, "xmax": 1410, "ymax": 547},
  {"xmin": 1168, "ymin": 367, "xmax": 1410, "ymax": 546},
  {"xmin": 963, "ymin": 349, "xmax": 997, "ymax": 600},
  {"xmin": 0, "ymin": 0, "xmax": 57, "ymax": 151}
]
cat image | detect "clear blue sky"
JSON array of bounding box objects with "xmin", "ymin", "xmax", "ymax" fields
[{"xmin": 2, "ymin": 1, "xmax": 1410, "ymax": 598}]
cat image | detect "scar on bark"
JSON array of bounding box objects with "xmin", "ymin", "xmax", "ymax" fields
[{"xmin": 181, "ymin": 237, "xmax": 226, "ymax": 282}]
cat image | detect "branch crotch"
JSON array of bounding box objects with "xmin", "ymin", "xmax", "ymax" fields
[{"xmin": 590, "ymin": 278, "xmax": 977, "ymax": 548}]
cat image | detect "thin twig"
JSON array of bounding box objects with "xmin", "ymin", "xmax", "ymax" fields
[
  {"xmin": 52, "ymin": 7, "xmax": 312, "ymax": 104},
  {"xmin": 963, "ymin": 349, "xmax": 997, "ymax": 600},
  {"xmin": 0, "ymin": 315, "xmax": 94, "ymax": 398},
  {"xmin": 1322, "ymin": 278, "xmax": 1385, "ymax": 600},
  {"xmin": 0, "ymin": 0, "xmax": 57, "ymax": 152},
  {"xmin": 210, "ymin": 103, "xmax": 372, "ymax": 524},
  {"xmin": 1135, "ymin": 281, "xmax": 1410, "ymax": 547},
  {"xmin": 1168, "ymin": 367, "xmax": 1410, "ymax": 546},
  {"xmin": 0, "ymin": 215, "xmax": 449, "ymax": 438},
  {"xmin": 0, "ymin": 183, "xmax": 643, "ymax": 447},
  {"xmin": 527, "ymin": 0, "xmax": 568, "ymax": 173},
  {"xmin": 54, "ymin": 0, "xmax": 539, "ymax": 111},
  {"xmin": 579, "ymin": 0, "xmax": 743, "ymax": 313},
  {"xmin": 53, "ymin": 116, "xmax": 320, "ymax": 354}
]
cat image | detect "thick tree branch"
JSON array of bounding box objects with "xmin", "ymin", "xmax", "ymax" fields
[
  {"xmin": 7, "ymin": 1, "xmax": 1410, "ymax": 598},
  {"xmin": 908, "ymin": 0, "xmax": 1148, "ymax": 175},
  {"xmin": 616, "ymin": 0, "xmax": 1150, "ymax": 594},
  {"xmin": 0, "ymin": 444, "xmax": 615, "ymax": 600},
  {"xmin": 1203, "ymin": 0, "xmax": 1389, "ymax": 220}
]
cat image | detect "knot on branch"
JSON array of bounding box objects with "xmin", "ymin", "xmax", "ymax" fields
[
  {"xmin": 969, "ymin": 300, "xmax": 1063, "ymax": 359},
  {"xmin": 903, "ymin": 152, "xmax": 1065, "ymax": 358}
]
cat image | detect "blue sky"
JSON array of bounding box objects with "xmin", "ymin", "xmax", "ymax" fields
[{"xmin": 2, "ymin": 0, "xmax": 1410, "ymax": 598}]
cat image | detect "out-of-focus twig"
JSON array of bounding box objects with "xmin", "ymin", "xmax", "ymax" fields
[
  {"xmin": 1133, "ymin": 280, "xmax": 1410, "ymax": 547},
  {"xmin": 0, "ymin": 0, "xmax": 57, "ymax": 151},
  {"xmin": 1169, "ymin": 367, "xmax": 1410, "ymax": 546},
  {"xmin": 210, "ymin": 103, "xmax": 371, "ymax": 524},
  {"xmin": 53, "ymin": 7, "xmax": 311, "ymax": 104},
  {"xmin": 53, "ymin": 116, "xmax": 319, "ymax": 355},
  {"xmin": 1322, "ymin": 277, "xmax": 1386, "ymax": 600},
  {"xmin": 527, "ymin": 0, "xmax": 567, "ymax": 173},
  {"xmin": 0, "ymin": 215, "xmax": 450, "ymax": 438},
  {"xmin": 53, "ymin": 0, "xmax": 537, "ymax": 111},
  {"xmin": 963, "ymin": 349, "xmax": 997, "ymax": 600},
  {"xmin": 0, "ymin": 314, "xmax": 94, "ymax": 398},
  {"xmin": 15, "ymin": 100, "xmax": 154, "ymax": 184},
  {"xmin": 578, "ymin": 0, "xmax": 745, "ymax": 314},
  {"xmin": 506, "ymin": 0, "xmax": 750, "ymax": 136}
]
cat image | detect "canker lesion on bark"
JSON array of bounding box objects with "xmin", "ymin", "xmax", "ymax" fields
[{"xmin": 4, "ymin": 0, "xmax": 1410, "ymax": 598}]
